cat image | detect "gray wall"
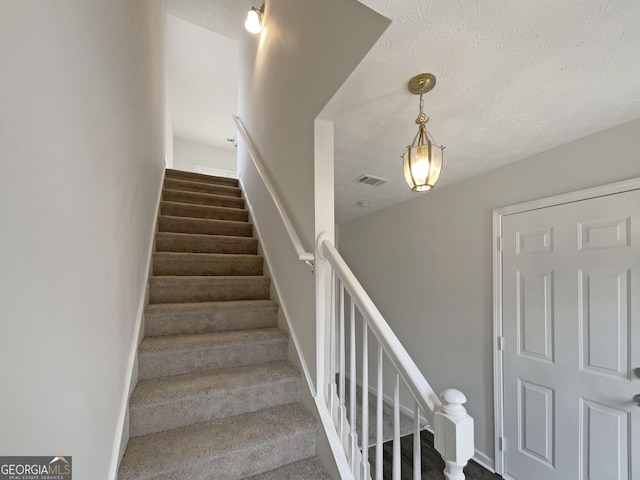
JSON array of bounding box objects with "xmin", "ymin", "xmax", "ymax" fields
[
  {"xmin": 0, "ymin": 1, "xmax": 165, "ymax": 478},
  {"xmin": 237, "ymin": 0, "xmax": 389, "ymax": 391},
  {"xmin": 338, "ymin": 119, "xmax": 640, "ymax": 464}
]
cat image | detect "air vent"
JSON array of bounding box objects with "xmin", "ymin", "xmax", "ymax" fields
[{"xmin": 353, "ymin": 174, "xmax": 389, "ymax": 187}]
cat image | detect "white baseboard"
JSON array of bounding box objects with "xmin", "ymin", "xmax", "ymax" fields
[
  {"xmin": 471, "ymin": 450, "xmax": 495, "ymax": 472},
  {"xmin": 238, "ymin": 177, "xmax": 316, "ymax": 398},
  {"xmin": 107, "ymin": 170, "xmax": 164, "ymax": 480}
]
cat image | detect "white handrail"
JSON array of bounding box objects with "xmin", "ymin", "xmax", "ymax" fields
[
  {"xmin": 233, "ymin": 116, "xmax": 315, "ymax": 267},
  {"xmin": 319, "ymin": 236, "xmax": 441, "ymax": 423}
]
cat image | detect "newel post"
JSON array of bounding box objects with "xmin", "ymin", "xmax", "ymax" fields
[{"xmin": 434, "ymin": 389, "xmax": 474, "ymax": 480}]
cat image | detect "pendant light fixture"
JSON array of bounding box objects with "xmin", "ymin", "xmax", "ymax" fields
[{"xmin": 402, "ymin": 73, "xmax": 445, "ymax": 192}]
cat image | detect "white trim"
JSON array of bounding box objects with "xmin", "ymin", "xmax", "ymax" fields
[
  {"xmin": 108, "ymin": 170, "xmax": 165, "ymax": 480},
  {"xmin": 314, "ymin": 395, "xmax": 356, "ymax": 479},
  {"xmin": 239, "ymin": 176, "xmax": 317, "ymax": 398},
  {"xmin": 492, "ymin": 176, "xmax": 640, "ymax": 476},
  {"xmin": 472, "ymin": 450, "xmax": 495, "ymax": 473}
]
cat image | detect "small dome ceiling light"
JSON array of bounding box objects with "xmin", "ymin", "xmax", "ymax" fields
[
  {"xmin": 402, "ymin": 73, "xmax": 445, "ymax": 192},
  {"xmin": 244, "ymin": 5, "xmax": 265, "ymax": 34}
]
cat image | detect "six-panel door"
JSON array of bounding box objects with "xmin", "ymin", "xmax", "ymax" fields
[{"xmin": 502, "ymin": 189, "xmax": 639, "ymax": 480}]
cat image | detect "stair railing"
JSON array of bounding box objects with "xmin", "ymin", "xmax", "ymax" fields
[
  {"xmin": 317, "ymin": 233, "xmax": 475, "ymax": 480},
  {"xmin": 233, "ymin": 116, "xmax": 315, "ymax": 269},
  {"xmin": 234, "ymin": 115, "xmax": 473, "ymax": 479}
]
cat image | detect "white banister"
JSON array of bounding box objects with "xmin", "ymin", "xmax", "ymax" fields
[
  {"xmin": 233, "ymin": 116, "xmax": 315, "ymax": 267},
  {"xmin": 316, "ymin": 233, "xmax": 474, "ymax": 480},
  {"xmin": 235, "ymin": 119, "xmax": 473, "ymax": 479},
  {"xmin": 319, "ymin": 236, "xmax": 440, "ymax": 423}
]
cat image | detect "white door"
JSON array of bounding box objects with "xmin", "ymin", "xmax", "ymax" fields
[{"xmin": 501, "ymin": 188, "xmax": 640, "ymax": 480}]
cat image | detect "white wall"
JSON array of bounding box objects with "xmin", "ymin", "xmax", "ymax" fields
[
  {"xmin": 0, "ymin": 2, "xmax": 165, "ymax": 479},
  {"xmin": 238, "ymin": 0, "xmax": 389, "ymax": 393},
  {"xmin": 167, "ymin": 14, "xmax": 238, "ymax": 150},
  {"xmin": 173, "ymin": 137, "xmax": 236, "ymax": 174},
  {"xmin": 338, "ymin": 119, "xmax": 640, "ymax": 466}
]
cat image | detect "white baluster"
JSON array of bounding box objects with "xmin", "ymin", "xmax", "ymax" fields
[
  {"xmin": 413, "ymin": 401, "xmax": 421, "ymax": 480},
  {"xmin": 328, "ymin": 272, "xmax": 337, "ymax": 415},
  {"xmin": 349, "ymin": 299, "xmax": 357, "ymax": 474},
  {"xmin": 434, "ymin": 389, "xmax": 474, "ymax": 480},
  {"xmin": 375, "ymin": 346, "xmax": 383, "ymax": 480},
  {"xmin": 338, "ymin": 283, "xmax": 347, "ymax": 441},
  {"xmin": 392, "ymin": 373, "xmax": 400, "ymax": 480},
  {"xmin": 361, "ymin": 324, "xmax": 370, "ymax": 479}
]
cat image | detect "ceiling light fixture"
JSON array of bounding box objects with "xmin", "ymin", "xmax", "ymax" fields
[
  {"xmin": 402, "ymin": 73, "xmax": 445, "ymax": 192},
  {"xmin": 244, "ymin": 4, "xmax": 264, "ymax": 34}
]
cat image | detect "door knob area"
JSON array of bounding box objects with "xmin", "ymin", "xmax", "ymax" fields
[{"xmin": 635, "ymin": 394, "xmax": 640, "ymax": 407}]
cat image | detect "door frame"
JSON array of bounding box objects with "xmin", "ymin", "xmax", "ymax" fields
[{"xmin": 492, "ymin": 177, "xmax": 640, "ymax": 477}]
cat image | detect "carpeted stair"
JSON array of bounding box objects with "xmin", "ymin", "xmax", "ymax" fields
[{"xmin": 118, "ymin": 169, "xmax": 332, "ymax": 480}]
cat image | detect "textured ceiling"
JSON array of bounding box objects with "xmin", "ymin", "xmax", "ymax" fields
[
  {"xmin": 169, "ymin": 0, "xmax": 640, "ymax": 223},
  {"xmin": 324, "ymin": 0, "xmax": 640, "ymax": 223}
]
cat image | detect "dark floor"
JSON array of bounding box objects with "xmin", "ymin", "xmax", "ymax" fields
[{"xmin": 368, "ymin": 431, "xmax": 502, "ymax": 480}]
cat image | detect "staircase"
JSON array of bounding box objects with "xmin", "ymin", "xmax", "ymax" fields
[{"xmin": 118, "ymin": 169, "xmax": 332, "ymax": 480}]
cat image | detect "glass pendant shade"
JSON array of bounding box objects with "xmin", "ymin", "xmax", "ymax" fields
[
  {"xmin": 245, "ymin": 8, "xmax": 263, "ymax": 33},
  {"xmin": 403, "ymin": 126, "xmax": 444, "ymax": 192},
  {"xmin": 402, "ymin": 73, "xmax": 444, "ymax": 192}
]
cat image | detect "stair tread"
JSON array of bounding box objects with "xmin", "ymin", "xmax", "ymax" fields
[
  {"xmin": 149, "ymin": 275, "xmax": 268, "ymax": 282},
  {"xmin": 165, "ymin": 169, "xmax": 239, "ymax": 187},
  {"xmin": 118, "ymin": 403, "xmax": 316, "ymax": 479},
  {"xmin": 162, "ymin": 188, "xmax": 245, "ymax": 208},
  {"xmin": 158, "ymin": 215, "xmax": 253, "ymax": 237},
  {"xmin": 154, "ymin": 252, "xmax": 262, "ymax": 260},
  {"xmin": 164, "ymin": 177, "xmax": 242, "ymax": 197},
  {"xmin": 161, "ymin": 199, "xmax": 245, "ymax": 211},
  {"xmin": 245, "ymin": 458, "xmax": 333, "ymax": 480},
  {"xmin": 145, "ymin": 299, "xmax": 277, "ymax": 313},
  {"xmin": 160, "ymin": 201, "xmax": 248, "ymax": 222},
  {"xmin": 155, "ymin": 232, "xmax": 258, "ymax": 255},
  {"xmin": 131, "ymin": 361, "xmax": 298, "ymax": 407},
  {"xmin": 139, "ymin": 327, "xmax": 286, "ymax": 353},
  {"xmin": 144, "ymin": 300, "xmax": 279, "ymax": 337},
  {"xmin": 161, "ymin": 200, "xmax": 247, "ymax": 214},
  {"xmin": 158, "ymin": 214, "xmax": 251, "ymax": 227},
  {"xmin": 149, "ymin": 275, "xmax": 270, "ymax": 304},
  {"xmin": 156, "ymin": 231, "xmax": 254, "ymax": 240}
]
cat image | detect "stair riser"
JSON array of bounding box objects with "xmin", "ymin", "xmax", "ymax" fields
[
  {"xmin": 160, "ymin": 202, "xmax": 248, "ymax": 222},
  {"xmin": 165, "ymin": 169, "xmax": 239, "ymax": 187},
  {"xmin": 165, "ymin": 178, "xmax": 241, "ymax": 197},
  {"xmin": 153, "ymin": 254, "xmax": 263, "ymax": 276},
  {"xmin": 138, "ymin": 337, "xmax": 288, "ymax": 380},
  {"xmin": 149, "ymin": 277, "xmax": 270, "ymax": 303},
  {"xmin": 130, "ymin": 378, "xmax": 300, "ymax": 436},
  {"xmin": 155, "ymin": 233, "xmax": 258, "ymax": 255},
  {"xmin": 158, "ymin": 216, "xmax": 253, "ymax": 237},
  {"xmin": 163, "ymin": 189, "xmax": 245, "ymax": 209},
  {"xmin": 137, "ymin": 430, "xmax": 316, "ymax": 480},
  {"xmin": 145, "ymin": 304, "xmax": 278, "ymax": 336}
]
